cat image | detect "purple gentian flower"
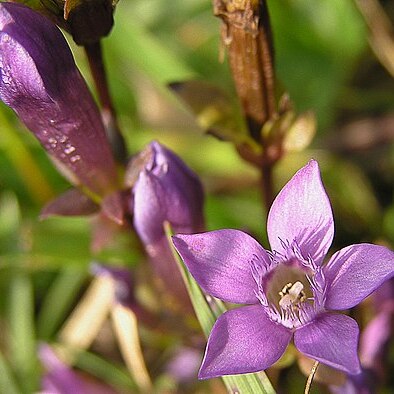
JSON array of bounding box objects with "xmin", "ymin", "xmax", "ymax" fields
[
  {"xmin": 0, "ymin": 3, "xmax": 118, "ymax": 196},
  {"xmin": 130, "ymin": 141, "xmax": 204, "ymax": 305},
  {"xmin": 172, "ymin": 160, "xmax": 394, "ymax": 379},
  {"xmin": 131, "ymin": 141, "xmax": 204, "ymax": 246}
]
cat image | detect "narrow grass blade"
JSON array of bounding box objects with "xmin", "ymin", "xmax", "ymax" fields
[
  {"xmin": 0, "ymin": 350, "xmax": 21, "ymax": 394},
  {"xmin": 37, "ymin": 268, "xmax": 88, "ymax": 340},
  {"xmin": 74, "ymin": 349, "xmax": 138, "ymax": 392},
  {"xmin": 8, "ymin": 272, "xmax": 38, "ymax": 393}
]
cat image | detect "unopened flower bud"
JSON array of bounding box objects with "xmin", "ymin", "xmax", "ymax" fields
[
  {"xmin": 0, "ymin": 3, "xmax": 118, "ymax": 197},
  {"xmin": 129, "ymin": 141, "xmax": 204, "ymax": 307}
]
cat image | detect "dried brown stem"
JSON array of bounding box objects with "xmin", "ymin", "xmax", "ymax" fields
[
  {"xmin": 213, "ymin": 1, "xmax": 279, "ymax": 213},
  {"xmin": 304, "ymin": 360, "xmax": 319, "ymax": 394},
  {"xmin": 85, "ymin": 41, "xmax": 127, "ymax": 163}
]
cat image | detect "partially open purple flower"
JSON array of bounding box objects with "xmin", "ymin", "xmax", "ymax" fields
[
  {"xmin": 0, "ymin": 3, "xmax": 118, "ymax": 196},
  {"xmin": 172, "ymin": 160, "xmax": 394, "ymax": 379},
  {"xmin": 130, "ymin": 141, "xmax": 204, "ymax": 305}
]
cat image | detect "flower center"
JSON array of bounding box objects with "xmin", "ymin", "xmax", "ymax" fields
[
  {"xmin": 252, "ymin": 241, "xmax": 327, "ymax": 329},
  {"xmin": 278, "ymin": 281, "xmax": 306, "ymax": 310},
  {"xmin": 264, "ymin": 263, "xmax": 312, "ymax": 310}
]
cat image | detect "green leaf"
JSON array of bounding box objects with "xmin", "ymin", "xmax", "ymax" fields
[
  {"xmin": 107, "ymin": 10, "xmax": 194, "ymax": 85},
  {"xmin": 74, "ymin": 349, "xmax": 138, "ymax": 392},
  {"xmin": 164, "ymin": 222, "xmax": 275, "ymax": 394},
  {"xmin": 8, "ymin": 273, "xmax": 38, "ymax": 393},
  {"xmin": 0, "ymin": 111, "xmax": 55, "ymax": 204},
  {"xmin": 268, "ymin": 0, "xmax": 367, "ymax": 129},
  {"xmin": 0, "ymin": 350, "xmax": 21, "ymax": 394},
  {"xmin": 169, "ymin": 80, "xmax": 257, "ymax": 148},
  {"xmin": 323, "ymin": 158, "xmax": 381, "ymax": 235},
  {"xmin": 37, "ymin": 268, "xmax": 88, "ymax": 339}
]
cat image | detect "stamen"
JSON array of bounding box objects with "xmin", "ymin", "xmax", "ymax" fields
[{"xmin": 278, "ymin": 281, "xmax": 306, "ymax": 309}]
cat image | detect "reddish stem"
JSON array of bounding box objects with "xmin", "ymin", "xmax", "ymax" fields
[{"xmin": 85, "ymin": 42, "xmax": 127, "ymax": 163}]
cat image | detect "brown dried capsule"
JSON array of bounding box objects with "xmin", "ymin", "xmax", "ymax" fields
[{"xmin": 213, "ymin": 0, "xmax": 276, "ymax": 141}]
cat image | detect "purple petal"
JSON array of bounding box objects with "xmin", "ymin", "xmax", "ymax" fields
[
  {"xmin": 133, "ymin": 170, "xmax": 166, "ymax": 245},
  {"xmin": 199, "ymin": 305, "xmax": 292, "ymax": 379},
  {"xmin": 148, "ymin": 141, "xmax": 205, "ymax": 233},
  {"xmin": 0, "ymin": 3, "xmax": 118, "ymax": 196},
  {"xmin": 294, "ymin": 313, "xmax": 361, "ymax": 375},
  {"xmin": 127, "ymin": 150, "xmax": 195, "ymax": 307},
  {"xmin": 324, "ymin": 244, "xmax": 394, "ymax": 310},
  {"xmin": 172, "ymin": 230, "xmax": 271, "ymax": 304},
  {"xmin": 267, "ymin": 160, "xmax": 334, "ymax": 265}
]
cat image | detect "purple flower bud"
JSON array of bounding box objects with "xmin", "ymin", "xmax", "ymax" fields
[
  {"xmin": 0, "ymin": 3, "xmax": 118, "ymax": 197},
  {"xmin": 130, "ymin": 141, "xmax": 204, "ymax": 306},
  {"xmin": 132, "ymin": 141, "xmax": 204, "ymax": 246}
]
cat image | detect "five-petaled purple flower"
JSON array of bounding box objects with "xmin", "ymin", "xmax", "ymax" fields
[{"xmin": 173, "ymin": 160, "xmax": 394, "ymax": 379}]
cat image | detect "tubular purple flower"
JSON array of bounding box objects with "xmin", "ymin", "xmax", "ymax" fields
[
  {"xmin": 132, "ymin": 141, "xmax": 204, "ymax": 304},
  {"xmin": 172, "ymin": 160, "xmax": 394, "ymax": 379},
  {"xmin": 0, "ymin": 3, "xmax": 118, "ymax": 197}
]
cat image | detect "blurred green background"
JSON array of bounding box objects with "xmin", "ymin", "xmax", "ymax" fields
[{"xmin": 0, "ymin": 0, "xmax": 393, "ymax": 393}]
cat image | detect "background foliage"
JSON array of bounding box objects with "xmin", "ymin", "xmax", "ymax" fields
[{"xmin": 0, "ymin": 0, "xmax": 393, "ymax": 393}]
